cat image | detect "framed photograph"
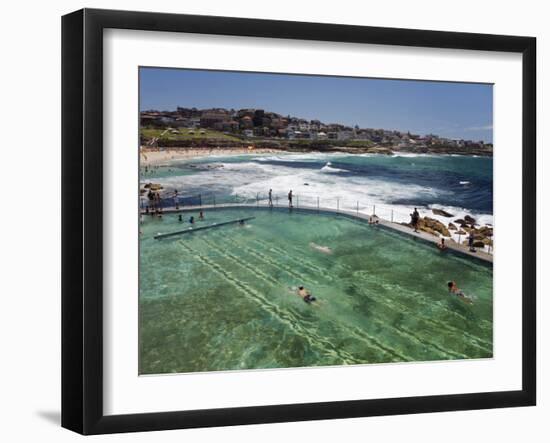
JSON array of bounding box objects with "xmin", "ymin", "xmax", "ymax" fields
[{"xmin": 62, "ymin": 8, "xmax": 536, "ymax": 435}]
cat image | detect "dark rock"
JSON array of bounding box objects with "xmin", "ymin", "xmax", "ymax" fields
[
  {"xmin": 432, "ymin": 208, "xmax": 454, "ymax": 217},
  {"xmin": 464, "ymin": 215, "xmax": 476, "ymax": 225},
  {"xmin": 448, "ymin": 223, "xmax": 457, "ymax": 230},
  {"xmin": 454, "ymin": 218, "xmax": 465, "ymax": 224},
  {"xmin": 418, "ymin": 217, "xmax": 451, "ymax": 237}
]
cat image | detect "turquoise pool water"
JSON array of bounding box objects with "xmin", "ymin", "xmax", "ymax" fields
[{"xmin": 139, "ymin": 208, "xmax": 493, "ymax": 374}]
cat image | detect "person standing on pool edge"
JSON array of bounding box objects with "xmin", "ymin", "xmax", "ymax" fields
[
  {"xmin": 411, "ymin": 207, "xmax": 420, "ymax": 232},
  {"xmin": 268, "ymin": 189, "xmax": 273, "ymax": 207},
  {"xmin": 468, "ymin": 226, "xmax": 476, "ymax": 252},
  {"xmin": 288, "ymin": 189, "xmax": 293, "ymax": 208}
]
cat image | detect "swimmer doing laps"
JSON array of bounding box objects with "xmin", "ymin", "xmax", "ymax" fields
[
  {"xmin": 447, "ymin": 281, "xmax": 473, "ymax": 304},
  {"xmin": 297, "ymin": 286, "xmax": 316, "ymax": 304}
]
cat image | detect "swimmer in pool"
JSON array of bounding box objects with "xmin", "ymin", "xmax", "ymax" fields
[
  {"xmin": 447, "ymin": 281, "xmax": 473, "ymax": 304},
  {"xmin": 310, "ymin": 242, "xmax": 332, "ymax": 254},
  {"xmin": 297, "ymin": 286, "xmax": 316, "ymax": 303}
]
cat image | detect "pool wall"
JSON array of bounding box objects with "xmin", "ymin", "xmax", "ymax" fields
[{"xmin": 142, "ymin": 203, "xmax": 493, "ymax": 265}]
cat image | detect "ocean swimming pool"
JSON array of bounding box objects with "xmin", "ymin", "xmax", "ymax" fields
[{"xmin": 139, "ymin": 208, "xmax": 493, "ymax": 374}]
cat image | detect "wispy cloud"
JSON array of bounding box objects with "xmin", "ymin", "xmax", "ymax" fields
[{"xmin": 465, "ymin": 124, "xmax": 493, "ymax": 131}]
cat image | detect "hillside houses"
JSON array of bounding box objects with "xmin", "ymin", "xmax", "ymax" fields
[{"xmin": 140, "ymin": 107, "xmax": 492, "ymax": 151}]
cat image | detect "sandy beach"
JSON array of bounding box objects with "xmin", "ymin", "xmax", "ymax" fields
[{"xmin": 140, "ymin": 147, "xmax": 282, "ymax": 166}]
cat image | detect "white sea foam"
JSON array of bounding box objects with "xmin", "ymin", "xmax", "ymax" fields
[
  {"xmin": 254, "ymin": 152, "xmax": 345, "ymax": 163},
  {"xmin": 144, "ymin": 153, "xmax": 493, "ymax": 239},
  {"xmin": 320, "ymin": 162, "xmax": 348, "ymax": 173},
  {"xmin": 391, "ymin": 152, "xmax": 439, "ymax": 158}
]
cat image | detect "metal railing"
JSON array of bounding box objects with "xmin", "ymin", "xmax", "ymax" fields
[{"xmin": 140, "ymin": 190, "xmax": 493, "ymax": 255}]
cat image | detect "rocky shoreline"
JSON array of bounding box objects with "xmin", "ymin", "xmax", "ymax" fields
[{"xmin": 402, "ymin": 209, "xmax": 493, "ymax": 249}]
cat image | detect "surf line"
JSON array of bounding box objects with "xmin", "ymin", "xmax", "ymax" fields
[{"xmin": 154, "ymin": 217, "xmax": 255, "ymax": 239}]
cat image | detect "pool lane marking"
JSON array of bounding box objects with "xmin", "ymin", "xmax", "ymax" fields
[
  {"xmin": 253, "ymin": 238, "xmax": 492, "ymax": 353},
  {"xmin": 178, "ymin": 240, "xmax": 370, "ymax": 365},
  {"xmin": 252, "ymin": 238, "xmax": 332, "ymax": 279},
  {"xmin": 253, "ymin": 237, "xmax": 492, "ymax": 354},
  {"xmin": 346, "ymin": 267, "xmax": 490, "ymax": 333},
  {"xmin": 249, "ymin": 234, "xmax": 489, "ymax": 357},
  {"xmin": 198, "ymin": 237, "xmax": 283, "ymax": 287},
  {"xmin": 207, "ymin": 233, "xmax": 320, "ymax": 285},
  {"xmin": 205, "ymin": 237, "xmax": 417, "ymax": 361},
  {"xmin": 346, "ymin": 275, "xmax": 493, "ymax": 354},
  {"xmin": 351, "ymin": 272, "xmax": 493, "ymax": 350},
  {"xmin": 181, "ymin": 239, "xmax": 413, "ymax": 364},
  {"xmin": 242, "ymin": 231, "xmax": 492, "ymax": 358},
  {"xmin": 373, "ymin": 279, "xmax": 493, "ymax": 351},
  {"xmin": 254, "ymin": 231, "xmax": 492, "ymax": 331}
]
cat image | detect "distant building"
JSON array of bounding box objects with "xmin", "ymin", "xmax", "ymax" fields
[
  {"xmin": 172, "ymin": 117, "xmax": 191, "ymax": 127},
  {"xmin": 200, "ymin": 111, "xmax": 230, "ymax": 129},
  {"xmin": 337, "ymin": 130, "xmax": 354, "ymax": 141},
  {"xmin": 253, "ymin": 109, "xmax": 265, "ymax": 127},
  {"xmin": 239, "ymin": 115, "xmax": 254, "ymax": 129}
]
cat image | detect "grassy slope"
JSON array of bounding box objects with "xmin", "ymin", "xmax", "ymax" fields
[{"xmin": 141, "ymin": 127, "xmax": 242, "ymax": 142}]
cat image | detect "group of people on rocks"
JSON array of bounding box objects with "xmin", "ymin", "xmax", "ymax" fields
[{"xmin": 410, "ymin": 207, "xmax": 479, "ymax": 253}]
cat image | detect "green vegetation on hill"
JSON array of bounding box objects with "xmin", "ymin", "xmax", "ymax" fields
[{"xmin": 141, "ymin": 127, "xmax": 242, "ymax": 142}]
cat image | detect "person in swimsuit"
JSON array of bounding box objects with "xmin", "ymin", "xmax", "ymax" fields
[
  {"xmin": 297, "ymin": 286, "xmax": 316, "ymax": 303},
  {"xmin": 447, "ymin": 281, "xmax": 472, "ymax": 304},
  {"xmin": 437, "ymin": 238, "xmax": 448, "ymax": 250},
  {"xmin": 411, "ymin": 208, "xmax": 420, "ymax": 232}
]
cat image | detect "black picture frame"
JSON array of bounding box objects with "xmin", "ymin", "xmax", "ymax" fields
[{"xmin": 62, "ymin": 8, "xmax": 536, "ymax": 435}]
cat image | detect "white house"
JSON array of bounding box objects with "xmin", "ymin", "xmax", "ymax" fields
[{"xmin": 315, "ymin": 131, "xmax": 328, "ymax": 140}]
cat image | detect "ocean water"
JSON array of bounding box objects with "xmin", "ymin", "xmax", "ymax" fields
[
  {"xmin": 139, "ymin": 208, "xmax": 493, "ymax": 374},
  {"xmin": 140, "ymin": 152, "xmax": 493, "ymax": 226}
]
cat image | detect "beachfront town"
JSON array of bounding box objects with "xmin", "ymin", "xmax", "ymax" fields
[{"xmin": 140, "ymin": 107, "xmax": 493, "ymax": 155}]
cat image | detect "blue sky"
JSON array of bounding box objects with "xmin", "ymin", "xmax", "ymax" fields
[{"xmin": 140, "ymin": 67, "xmax": 493, "ymax": 143}]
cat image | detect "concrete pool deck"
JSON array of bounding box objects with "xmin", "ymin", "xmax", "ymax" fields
[{"xmin": 142, "ymin": 203, "xmax": 493, "ymax": 264}]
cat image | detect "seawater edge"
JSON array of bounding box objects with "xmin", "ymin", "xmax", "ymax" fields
[{"xmin": 143, "ymin": 203, "xmax": 493, "ymax": 264}]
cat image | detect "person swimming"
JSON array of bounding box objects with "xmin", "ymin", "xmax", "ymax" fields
[
  {"xmin": 437, "ymin": 238, "xmax": 448, "ymax": 250},
  {"xmin": 189, "ymin": 216, "xmax": 195, "ymax": 224},
  {"xmin": 447, "ymin": 281, "xmax": 473, "ymax": 304},
  {"xmin": 297, "ymin": 286, "xmax": 316, "ymax": 303},
  {"xmin": 368, "ymin": 215, "xmax": 379, "ymax": 225},
  {"xmin": 309, "ymin": 242, "xmax": 332, "ymax": 254}
]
